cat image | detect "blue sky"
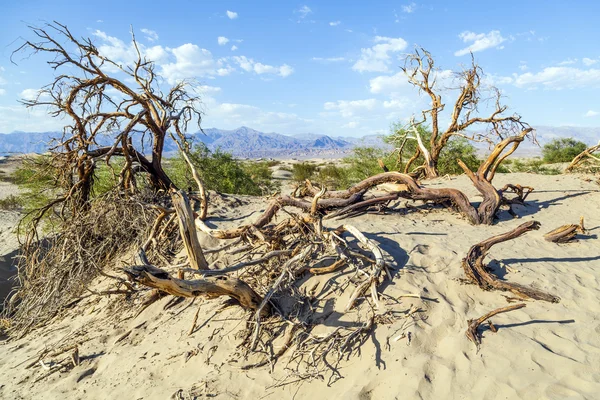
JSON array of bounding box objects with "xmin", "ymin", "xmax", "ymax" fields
[{"xmin": 1, "ymin": 0, "xmax": 600, "ymax": 137}]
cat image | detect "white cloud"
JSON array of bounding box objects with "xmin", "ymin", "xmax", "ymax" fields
[
  {"xmin": 231, "ymin": 45, "xmax": 238, "ymax": 51},
  {"xmin": 352, "ymin": 36, "xmax": 408, "ymax": 73},
  {"xmin": 324, "ymin": 99, "xmax": 377, "ymax": 117},
  {"xmin": 402, "ymin": 2, "xmax": 416, "ymax": 13},
  {"xmin": 518, "ymin": 63, "xmax": 528, "ymax": 71},
  {"xmin": 329, "ymin": 21, "xmax": 341, "ymax": 26},
  {"xmin": 217, "ymin": 36, "xmax": 230, "ymax": 46},
  {"xmin": 296, "ymin": 5, "xmax": 312, "ymax": 19},
  {"xmin": 584, "ymin": 110, "xmax": 599, "ymax": 117},
  {"xmin": 20, "ymin": 88, "xmax": 50, "ymax": 100},
  {"xmin": 583, "ymin": 58, "xmax": 598, "ymax": 66},
  {"xmin": 140, "ymin": 28, "xmax": 159, "ymax": 42},
  {"xmin": 0, "ymin": 89, "xmax": 5, "ymax": 96},
  {"xmin": 311, "ymin": 57, "xmax": 345, "ymax": 63},
  {"xmin": 455, "ymin": 30, "xmax": 507, "ymax": 56},
  {"xmin": 97, "ymin": 20, "xmax": 103, "ymax": 23},
  {"xmin": 558, "ymin": 58, "xmax": 577, "ymax": 66},
  {"xmin": 513, "ymin": 67, "xmax": 600, "ymax": 89},
  {"xmin": 196, "ymin": 85, "xmax": 222, "ymax": 95},
  {"xmin": 226, "ymin": 10, "xmax": 238, "ymax": 19},
  {"xmin": 383, "ymin": 99, "xmax": 409, "ymax": 109},
  {"xmin": 161, "ymin": 43, "xmax": 233, "ymax": 83},
  {"xmin": 232, "ymin": 56, "xmax": 294, "ymax": 77},
  {"xmin": 369, "ymin": 71, "xmax": 408, "ymax": 94},
  {"xmin": 343, "ymin": 121, "xmax": 359, "ymax": 128}
]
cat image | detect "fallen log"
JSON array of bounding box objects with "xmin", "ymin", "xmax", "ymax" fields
[
  {"xmin": 466, "ymin": 303, "xmax": 526, "ymax": 349},
  {"xmin": 462, "ymin": 221, "xmax": 560, "ymax": 302},
  {"xmin": 544, "ymin": 216, "xmax": 586, "ymax": 243}
]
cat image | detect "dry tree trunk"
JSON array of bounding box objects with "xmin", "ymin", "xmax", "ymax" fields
[
  {"xmin": 465, "ymin": 303, "xmax": 526, "ymax": 349},
  {"xmin": 124, "ymin": 264, "xmax": 266, "ymax": 315},
  {"xmin": 544, "ymin": 216, "xmax": 586, "ymax": 243},
  {"xmin": 462, "ymin": 221, "xmax": 560, "ymax": 302},
  {"xmin": 566, "ymin": 141, "xmax": 600, "ymax": 172},
  {"xmin": 172, "ymin": 190, "xmax": 208, "ymax": 269}
]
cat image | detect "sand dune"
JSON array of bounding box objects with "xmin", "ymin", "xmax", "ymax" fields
[{"xmin": 1, "ymin": 172, "xmax": 599, "ymax": 399}]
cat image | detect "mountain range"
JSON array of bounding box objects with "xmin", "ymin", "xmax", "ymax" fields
[{"xmin": 0, "ymin": 125, "xmax": 598, "ymax": 158}]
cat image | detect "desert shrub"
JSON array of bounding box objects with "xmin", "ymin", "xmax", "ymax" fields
[
  {"xmin": 505, "ymin": 158, "xmax": 561, "ymax": 175},
  {"xmin": 168, "ymin": 143, "xmax": 276, "ymax": 196},
  {"xmin": 315, "ymin": 165, "xmax": 350, "ymax": 190},
  {"xmin": 291, "ymin": 162, "xmax": 318, "ymax": 183},
  {"xmin": 0, "ymin": 195, "xmax": 22, "ymax": 211},
  {"xmin": 241, "ymin": 160, "xmax": 280, "ymax": 193},
  {"xmin": 437, "ymin": 138, "xmax": 480, "ymax": 175},
  {"xmin": 542, "ymin": 138, "xmax": 588, "ymax": 163},
  {"xmin": 385, "ymin": 125, "xmax": 481, "ymax": 175},
  {"xmin": 342, "ymin": 147, "xmax": 396, "ymax": 183}
]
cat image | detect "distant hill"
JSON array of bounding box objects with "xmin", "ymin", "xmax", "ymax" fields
[
  {"xmin": 0, "ymin": 126, "xmax": 387, "ymax": 158},
  {"xmin": 0, "ymin": 125, "xmax": 598, "ymax": 158}
]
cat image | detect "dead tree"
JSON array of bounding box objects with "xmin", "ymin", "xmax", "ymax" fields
[
  {"xmin": 298, "ymin": 129, "xmax": 534, "ymax": 225},
  {"xmin": 462, "ymin": 221, "xmax": 560, "ymax": 302},
  {"xmin": 566, "ymin": 140, "xmax": 600, "ymax": 172},
  {"xmin": 398, "ymin": 48, "xmax": 530, "ymax": 178},
  {"xmin": 13, "ymin": 22, "xmax": 206, "ymax": 218}
]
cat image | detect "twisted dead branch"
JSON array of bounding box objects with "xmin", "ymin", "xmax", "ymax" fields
[
  {"xmin": 462, "ymin": 221, "xmax": 560, "ymax": 302},
  {"xmin": 566, "ymin": 140, "xmax": 600, "ymax": 172},
  {"xmin": 466, "ymin": 303, "xmax": 526, "ymax": 349}
]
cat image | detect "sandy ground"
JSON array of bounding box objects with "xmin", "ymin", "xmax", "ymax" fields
[{"xmin": 0, "ymin": 166, "xmax": 599, "ymax": 399}]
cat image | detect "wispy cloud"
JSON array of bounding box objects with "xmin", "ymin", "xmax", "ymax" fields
[
  {"xmin": 513, "ymin": 67, "xmax": 600, "ymax": 89},
  {"xmin": 233, "ymin": 56, "xmax": 294, "ymax": 77},
  {"xmin": 584, "ymin": 110, "xmax": 599, "ymax": 117},
  {"xmin": 455, "ymin": 30, "xmax": 507, "ymax": 56},
  {"xmin": 329, "ymin": 21, "xmax": 341, "ymax": 26},
  {"xmin": 312, "ymin": 57, "xmax": 345, "ymax": 63},
  {"xmin": 140, "ymin": 28, "xmax": 158, "ymax": 42},
  {"xmin": 226, "ymin": 10, "xmax": 238, "ymax": 19},
  {"xmin": 231, "ymin": 45, "xmax": 238, "ymax": 51},
  {"xmin": 583, "ymin": 57, "xmax": 598, "ymax": 66},
  {"xmin": 296, "ymin": 5, "xmax": 312, "ymax": 19},
  {"xmin": 217, "ymin": 36, "xmax": 229, "ymax": 46},
  {"xmin": 402, "ymin": 2, "xmax": 416, "ymax": 13}
]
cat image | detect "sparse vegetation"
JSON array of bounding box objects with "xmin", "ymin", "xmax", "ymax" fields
[
  {"xmin": 168, "ymin": 143, "xmax": 278, "ymax": 196},
  {"xmin": 503, "ymin": 158, "xmax": 561, "ymax": 175}
]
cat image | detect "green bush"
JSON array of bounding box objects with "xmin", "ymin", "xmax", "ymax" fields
[
  {"xmin": 342, "ymin": 147, "xmax": 396, "ymax": 182},
  {"xmin": 385, "ymin": 124, "xmax": 481, "ymax": 175},
  {"xmin": 542, "ymin": 138, "xmax": 588, "ymax": 163},
  {"xmin": 437, "ymin": 137, "xmax": 480, "ymax": 175},
  {"xmin": 168, "ymin": 143, "xmax": 277, "ymax": 195},
  {"xmin": 315, "ymin": 165, "xmax": 350, "ymax": 190},
  {"xmin": 291, "ymin": 162, "xmax": 318, "ymax": 183}
]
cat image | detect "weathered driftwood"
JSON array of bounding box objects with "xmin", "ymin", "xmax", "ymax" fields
[
  {"xmin": 462, "ymin": 221, "xmax": 560, "ymax": 303},
  {"xmin": 124, "ymin": 264, "xmax": 267, "ymax": 315},
  {"xmin": 566, "ymin": 140, "xmax": 600, "ymax": 172},
  {"xmin": 466, "ymin": 303, "xmax": 526, "ymax": 349},
  {"xmin": 544, "ymin": 216, "xmax": 586, "ymax": 243},
  {"xmin": 172, "ymin": 190, "xmax": 208, "ymax": 269}
]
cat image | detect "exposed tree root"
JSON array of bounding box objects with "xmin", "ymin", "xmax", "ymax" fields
[
  {"xmin": 466, "ymin": 303, "xmax": 526, "ymax": 349},
  {"xmin": 462, "ymin": 221, "xmax": 560, "ymax": 302}
]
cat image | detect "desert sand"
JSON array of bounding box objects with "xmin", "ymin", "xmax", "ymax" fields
[{"xmin": 0, "ymin": 165, "xmax": 599, "ymax": 400}]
